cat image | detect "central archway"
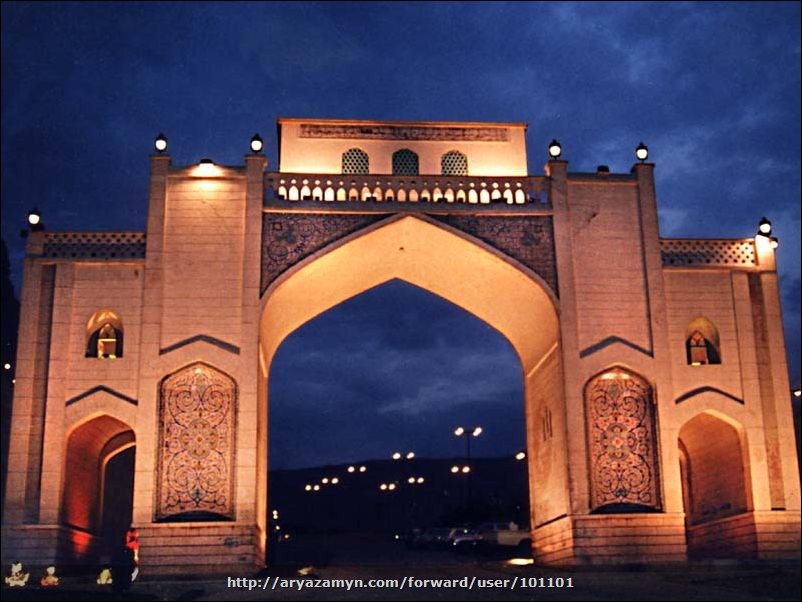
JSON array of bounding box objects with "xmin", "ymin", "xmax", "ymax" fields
[{"xmin": 257, "ymin": 214, "xmax": 563, "ymax": 559}]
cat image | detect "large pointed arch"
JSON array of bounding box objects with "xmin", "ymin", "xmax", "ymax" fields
[{"xmin": 256, "ymin": 214, "xmax": 562, "ymax": 557}]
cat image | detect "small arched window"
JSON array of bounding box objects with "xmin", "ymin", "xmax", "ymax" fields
[
  {"xmin": 86, "ymin": 310, "xmax": 123, "ymax": 359},
  {"xmin": 685, "ymin": 318, "xmax": 720, "ymax": 365},
  {"xmin": 341, "ymin": 148, "xmax": 369, "ymax": 174},
  {"xmin": 392, "ymin": 149, "xmax": 419, "ymax": 175},
  {"xmin": 441, "ymin": 150, "xmax": 468, "ymax": 176}
]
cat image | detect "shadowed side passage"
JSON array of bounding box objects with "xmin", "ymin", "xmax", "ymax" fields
[{"xmin": 257, "ymin": 215, "xmax": 564, "ymax": 563}]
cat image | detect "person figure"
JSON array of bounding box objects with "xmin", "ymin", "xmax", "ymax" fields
[
  {"xmin": 125, "ymin": 524, "xmax": 140, "ymax": 564},
  {"xmin": 5, "ymin": 561, "xmax": 29, "ymax": 587},
  {"xmin": 40, "ymin": 565, "xmax": 59, "ymax": 587}
]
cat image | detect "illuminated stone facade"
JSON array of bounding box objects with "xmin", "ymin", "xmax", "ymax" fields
[{"xmin": 2, "ymin": 118, "xmax": 800, "ymax": 574}]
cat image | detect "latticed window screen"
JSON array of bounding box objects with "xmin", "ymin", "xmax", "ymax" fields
[
  {"xmin": 441, "ymin": 151, "xmax": 468, "ymax": 175},
  {"xmin": 392, "ymin": 149, "xmax": 419, "ymax": 175},
  {"xmin": 341, "ymin": 148, "xmax": 369, "ymax": 174}
]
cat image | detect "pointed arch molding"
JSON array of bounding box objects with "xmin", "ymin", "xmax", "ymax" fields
[
  {"xmin": 675, "ymin": 386, "xmax": 744, "ymax": 405},
  {"xmin": 65, "ymin": 385, "xmax": 137, "ymax": 407},
  {"xmin": 260, "ymin": 212, "xmax": 557, "ymax": 296}
]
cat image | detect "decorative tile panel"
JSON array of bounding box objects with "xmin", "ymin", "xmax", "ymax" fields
[
  {"xmin": 433, "ymin": 215, "xmax": 558, "ymax": 295},
  {"xmin": 586, "ymin": 368, "xmax": 661, "ymax": 511},
  {"xmin": 261, "ymin": 213, "xmax": 387, "ymax": 294},
  {"xmin": 157, "ymin": 364, "xmax": 236, "ymax": 521}
]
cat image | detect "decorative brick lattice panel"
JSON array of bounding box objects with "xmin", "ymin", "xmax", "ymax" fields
[
  {"xmin": 341, "ymin": 148, "xmax": 369, "ymax": 174},
  {"xmin": 42, "ymin": 232, "xmax": 146, "ymax": 260},
  {"xmin": 433, "ymin": 215, "xmax": 558, "ymax": 296},
  {"xmin": 261, "ymin": 213, "xmax": 387, "ymax": 294},
  {"xmin": 586, "ymin": 369, "xmax": 661, "ymax": 511},
  {"xmin": 299, "ymin": 124, "xmax": 509, "ymax": 142},
  {"xmin": 660, "ymin": 239, "xmax": 755, "ymax": 267},
  {"xmin": 157, "ymin": 364, "xmax": 237, "ymax": 521},
  {"xmin": 392, "ymin": 149, "xmax": 419, "ymax": 175},
  {"xmin": 441, "ymin": 151, "xmax": 468, "ymax": 176}
]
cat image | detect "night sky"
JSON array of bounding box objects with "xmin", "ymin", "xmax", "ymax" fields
[{"xmin": 1, "ymin": 3, "xmax": 799, "ymax": 470}]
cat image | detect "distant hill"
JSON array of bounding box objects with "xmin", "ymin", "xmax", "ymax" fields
[{"xmin": 269, "ymin": 456, "xmax": 529, "ymax": 533}]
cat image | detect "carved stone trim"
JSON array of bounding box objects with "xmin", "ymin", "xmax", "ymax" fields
[{"xmin": 299, "ymin": 124, "xmax": 509, "ymax": 142}]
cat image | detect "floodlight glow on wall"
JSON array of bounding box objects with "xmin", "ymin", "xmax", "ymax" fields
[
  {"xmin": 758, "ymin": 217, "xmax": 772, "ymax": 235},
  {"xmin": 548, "ymin": 139, "xmax": 562, "ymax": 159},
  {"xmin": 250, "ymin": 133, "xmax": 264, "ymax": 153},
  {"xmin": 154, "ymin": 133, "xmax": 168, "ymax": 153},
  {"xmin": 635, "ymin": 142, "xmax": 649, "ymax": 162},
  {"xmin": 195, "ymin": 158, "xmax": 219, "ymax": 177}
]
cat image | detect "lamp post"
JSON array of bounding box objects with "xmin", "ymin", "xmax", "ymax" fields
[
  {"xmin": 392, "ymin": 451, "xmax": 415, "ymax": 531},
  {"xmin": 454, "ymin": 426, "xmax": 482, "ymax": 518}
]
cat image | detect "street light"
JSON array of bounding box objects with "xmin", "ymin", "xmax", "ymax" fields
[
  {"xmin": 392, "ymin": 452, "xmax": 402, "ymax": 460},
  {"xmin": 515, "ymin": 451, "xmax": 526, "ymax": 461},
  {"xmin": 347, "ymin": 465, "xmax": 355, "ymax": 473},
  {"xmin": 794, "ymin": 389, "xmax": 801, "ymax": 398},
  {"xmin": 359, "ymin": 466, "xmax": 367, "ymax": 473}
]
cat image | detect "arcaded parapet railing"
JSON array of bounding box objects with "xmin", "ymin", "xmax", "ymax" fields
[
  {"xmin": 264, "ymin": 173, "xmax": 550, "ymax": 207},
  {"xmin": 41, "ymin": 232, "xmax": 146, "ymax": 260},
  {"xmin": 660, "ymin": 238, "xmax": 756, "ymax": 268}
]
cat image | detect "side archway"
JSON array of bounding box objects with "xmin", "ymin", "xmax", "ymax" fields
[
  {"xmin": 61, "ymin": 414, "xmax": 135, "ymax": 562},
  {"xmin": 678, "ymin": 411, "xmax": 754, "ymax": 558}
]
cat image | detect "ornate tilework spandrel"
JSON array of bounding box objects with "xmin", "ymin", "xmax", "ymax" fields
[
  {"xmin": 157, "ymin": 364, "xmax": 236, "ymax": 520},
  {"xmin": 261, "ymin": 213, "xmax": 387, "ymax": 294},
  {"xmin": 432, "ymin": 215, "xmax": 557, "ymax": 296},
  {"xmin": 586, "ymin": 369, "xmax": 661, "ymax": 511}
]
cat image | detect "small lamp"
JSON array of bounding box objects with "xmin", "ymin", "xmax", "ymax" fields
[
  {"xmin": 250, "ymin": 133, "xmax": 264, "ymax": 153},
  {"xmin": 758, "ymin": 217, "xmax": 772, "ymax": 236},
  {"xmin": 635, "ymin": 142, "xmax": 649, "ymax": 162},
  {"xmin": 154, "ymin": 133, "xmax": 168, "ymax": 153},
  {"xmin": 548, "ymin": 139, "xmax": 562, "ymax": 159}
]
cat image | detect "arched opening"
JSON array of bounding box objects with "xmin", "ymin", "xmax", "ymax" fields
[
  {"xmin": 85, "ymin": 309, "xmax": 123, "ymax": 359},
  {"xmin": 392, "ymin": 149, "xmax": 419, "ymax": 175},
  {"xmin": 258, "ymin": 215, "xmax": 562, "ymax": 564},
  {"xmin": 678, "ymin": 412, "xmax": 754, "ymax": 558},
  {"xmin": 341, "ymin": 148, "xmax": 369, "ymax": 175},
  {"xmin": 441, "ymin": 150, "xmax": 468, "ymax": 176},
  {"xmin": 61, "ymin": 415, "xmax": 135, "ymax": 563},
  {"xmin": 685, "ymin": 317, "xmax": 721, "ymax": 365},
  {"xmin": 268, "ymin": 280, "xmax": 528, "ymax": 563}
]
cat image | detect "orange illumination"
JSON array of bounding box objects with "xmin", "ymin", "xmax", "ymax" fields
[
  {"xmin": 507, "ymin": 558, "xmax": 534, "ymax": 566},
  {"xmin": 193, "ymin": 159, "xmax": 221, "ymax": 177}
]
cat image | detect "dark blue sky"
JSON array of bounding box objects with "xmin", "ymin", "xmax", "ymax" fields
[{"xmin": 2, "ymin": 2, "xmax": 799, "ymax": 468}]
